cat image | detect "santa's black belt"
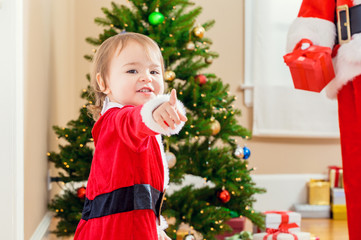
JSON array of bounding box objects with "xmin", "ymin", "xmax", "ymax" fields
[
  {"xmin": 337, "ymin": 4, "xmax": 361, "ymax": 44},
  {"xmin": 81, "ymin": 184, "xmax": 165, "ymax": 221}
]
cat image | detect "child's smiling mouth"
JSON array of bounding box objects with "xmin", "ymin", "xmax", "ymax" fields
[{"xmin": 136, "ymin": 86, "xmax": 154, "ymax": 95}]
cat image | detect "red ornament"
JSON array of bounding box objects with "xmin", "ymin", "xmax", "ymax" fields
[
  {"xmin": 195, "ymin": 74, "xmax": 207, "ymax": 85},
  {"xmin": 218, "ymin": 189, "xmax": 231, "ymax": 203},
  {"xmin": 77, "ymin": 186, "xmax": 86, "ymax": 199}
]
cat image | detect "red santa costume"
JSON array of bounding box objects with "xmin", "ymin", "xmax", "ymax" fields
[
  {"xmin": 287, "ymin": 0, "xmax": 361, "ymax": 238},
  {"xmin": 74, "ymin": 95, "xmax": 185, "ymax": 240}
]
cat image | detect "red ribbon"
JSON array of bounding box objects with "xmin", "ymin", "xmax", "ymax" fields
[
  {"xmin": 284, "ymin": 39, "xmax": 332, "ymax": 64},
  {"xmin": 262, "ymin": 211, "xmax": 299, "ymax": 240},
  {"xmin": 329, "ymin": 166, "xmax": 342, "ymax": 188}
]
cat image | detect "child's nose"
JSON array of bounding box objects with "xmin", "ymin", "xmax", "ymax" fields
[{"xmin": 140, "ymin": 74, "xmax": 152, "ymax": 83}]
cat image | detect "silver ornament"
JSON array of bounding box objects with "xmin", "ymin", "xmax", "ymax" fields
[
  {"xmin": 186, "ymin": 41, "xmax": 195, "ymax": 51},
  {"xmin": 183, "ymin": 233, "xmax": 196, "ymax": 240},
  {"xmin": 234, "ymin": 146, "xmax": 244, "ymax": 158},
  {"xmin": 165, "ymin": 151, "xmax": 176, "ymax": 168},
  {"xmin": 205, "ymin": 56, "xmax": 213, "ymax": 64}
]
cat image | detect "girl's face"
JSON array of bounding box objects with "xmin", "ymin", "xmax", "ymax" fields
[{"xmin": 98, "ymin": 40, "xmax": 164, "ymax": 106}]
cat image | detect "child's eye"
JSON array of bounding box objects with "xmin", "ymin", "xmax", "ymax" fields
[
  {"xmin": 127, "ymin": 69, "xmax": 137, "ymax": 74},
  {"xmin": 150, "ymin": 70, "xmax": 160, "ymax": 75}
]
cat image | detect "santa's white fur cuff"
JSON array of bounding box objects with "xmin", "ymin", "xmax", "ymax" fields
[
  {"xmin": 286, "ymin": 17, "xmax": 336, "ymax": 53},
  {"xmin": 141, "ymin": 94, "xmax": 186, "ymax": 135}
]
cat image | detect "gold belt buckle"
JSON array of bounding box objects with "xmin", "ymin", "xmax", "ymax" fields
[
  {"xmin": 157, "ymin": 189, "xmax": 166, "ymax": 225},
  {"xmin": 337, "ymin": 4, "xmax": 351, "ymax": 44}
]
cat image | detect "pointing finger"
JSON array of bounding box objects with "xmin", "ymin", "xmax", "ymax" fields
[{"xmin": 169, "ymin": 89, "xmax": 177, "ymax": 106}]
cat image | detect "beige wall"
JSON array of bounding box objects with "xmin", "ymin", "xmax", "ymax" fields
[{"xmin": 24, "ymin": 0, "xmax": 52, "ymax": 238}]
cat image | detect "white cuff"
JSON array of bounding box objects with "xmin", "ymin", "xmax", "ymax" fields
[
  {"xmin": 286, "ymin": 17, "xmax": 336, "ymax": 53},
  {"xmin": 141, "ymin": 94, "xmax": 186, "ymax": 135},
  {"xmin": 157, "ymin": 215, "xmax": 168, "ymax": 233},
  {"xmin": 326, "ymin": 33, "xmax": 361, "ymax": 98}
]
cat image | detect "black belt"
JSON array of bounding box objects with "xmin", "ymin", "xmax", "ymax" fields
[
  {"xmin": 81, "ymin": 184, "xmax": 165, "ymax": 223},
  {"xmin": 337, "ymin": 4, "xmax": 361, "ymax": 44}
]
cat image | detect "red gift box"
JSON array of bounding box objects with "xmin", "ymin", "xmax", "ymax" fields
[
  {"xmin": 328, "ymin": 166, "xmax": 343, "ymax": 188},
  {"xmin": 215, "ymin": 217, "xmax": 245, "ymax": 240},
  {"xmin": 283, "ymin": 39, "xmax": 335, "ymax": 93}
]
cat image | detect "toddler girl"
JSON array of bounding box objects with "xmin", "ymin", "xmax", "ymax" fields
[{"xmin": 74, "ymin": 32, "xmax": 187, "ymax": 240}]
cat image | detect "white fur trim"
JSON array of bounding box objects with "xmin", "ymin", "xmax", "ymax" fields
[
  {"xmin": 157, "ymin": 215, "xmax": 168, "ymax": 232},
  {"xmin": 156, "ymin": 135, "xmax": 169, "ymax": 191},
  {"xmin": 101, "ymin": 96, "xmax": 124, "ymax": 115},
  {"xmin": 140, "ymin": 94, "xmax": 186, "ymax": 135},
  {"xmin": 326, "ymin": 33, "xmax": 361, "ymax": 98},
  {"xmin": 286, "ymin": 17, "xmax": 336, "ymax": 53},
  {"xmin": 354, "ymin": 0, "xmax": 361, "ymax": 6}
]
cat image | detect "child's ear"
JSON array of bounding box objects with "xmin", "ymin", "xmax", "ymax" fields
[{"xmin": 96, "ymin": 73, "xmax": 110, "ymax": 94}]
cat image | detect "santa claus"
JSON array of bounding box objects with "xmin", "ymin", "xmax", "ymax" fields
[{"xmin": 287, "ymin": 0, "xmax": 361, "ymax": 239}]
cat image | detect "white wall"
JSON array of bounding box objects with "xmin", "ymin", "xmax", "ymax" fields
[{"xmin": 0, "ymin": 0, "xmax": 24, "ymax": 239}]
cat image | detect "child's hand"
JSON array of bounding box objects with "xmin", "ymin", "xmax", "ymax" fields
[
  {"xmin": 153, "ymin": 89, "xmax": 187, "ymax": 130},
  {"xmin": 158, "ymin": 230, "xmax": 171, "ymax": 240}
]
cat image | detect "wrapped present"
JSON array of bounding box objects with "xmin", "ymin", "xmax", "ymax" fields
[
  {"xmin": 225, "ymin": 231, "xmax": 252, "ymax": 240},
  {"xmin": 253, "ymin": 211, "xmax": 301, "ymax": 233},
  {"xmin": 216, "ymin": 217, "xmax": 246, "ymax": 240},
  {"xmin": 308, "ymin": 179, "xmax": 330, "ymax": 205},
  {"xmin": 328, "ymin": 166, "xmax": 343, "ymax": 188},
  {"xmin": 283, "ymin": 39, "xmax": 335, "ymax": 92},
  {"xmin": 294, "ymin": 204, "xmax": 331, "ymax": 218},
  {"xmin": 332, "ymin": 204, "xmax": 347, "ymax": 220},
  {"xmin": 331, "ymin": 188, "xmax": 346, "ymax": 205},
  {"xmin": 253, "ymin": 232, "xmax": 311, "ymax": 240}
]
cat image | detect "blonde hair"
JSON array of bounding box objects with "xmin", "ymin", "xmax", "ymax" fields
[{"xmin": 88, "ymin": 32, "xmax": 165, "ymax": 121}]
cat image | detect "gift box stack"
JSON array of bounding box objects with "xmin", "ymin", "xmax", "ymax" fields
[
  {"xmin": 294, "ymin": 179, "xmax": 331, "ymax": 218},
  {"xmin": 253, "ymin": 211, "xmax": 311, "ymax": 240},
  {"xmin": 329, "ymin": 166, "xmax": 347, "ymax": 220}
]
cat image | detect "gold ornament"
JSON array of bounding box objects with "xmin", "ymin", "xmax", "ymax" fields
[
  {"xmin": 186, "ymin": 41, "xmax": 195, "ymax": 51},
  {"xmin": 193, "ymin": 25, "xmax": 205, "ymax": 38},
  {"xmin": 205, "ymin": 56, "xmax": 213, "ymax": 64},
  {"xmin": 210, "ymin": 120, "xmax": 221, "ymax": 135},
  {"xmin": 164, "ymin": 70, "xmax": 176, "ymax": 81},
  {"xmin": 165, "ymin": 151, "xmax": 177, "ymax": 168},
  {"xmin": 176, "ymin": 229, "xmax": 188, "ymax": 240}
]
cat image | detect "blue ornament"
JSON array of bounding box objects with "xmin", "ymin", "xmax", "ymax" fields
[{"xmin": 243, "ymin": 146, "xmax": 251, "ymax": 159}]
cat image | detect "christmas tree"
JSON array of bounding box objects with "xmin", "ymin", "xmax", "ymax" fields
[{"xmin": 48, "ymin": 0, "xmax": 266, "ymax": 239}]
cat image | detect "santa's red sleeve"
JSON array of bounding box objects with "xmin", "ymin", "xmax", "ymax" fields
[{"xmin": 286, "ymin": 0, "xmax": 336, "ymax": 53}]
